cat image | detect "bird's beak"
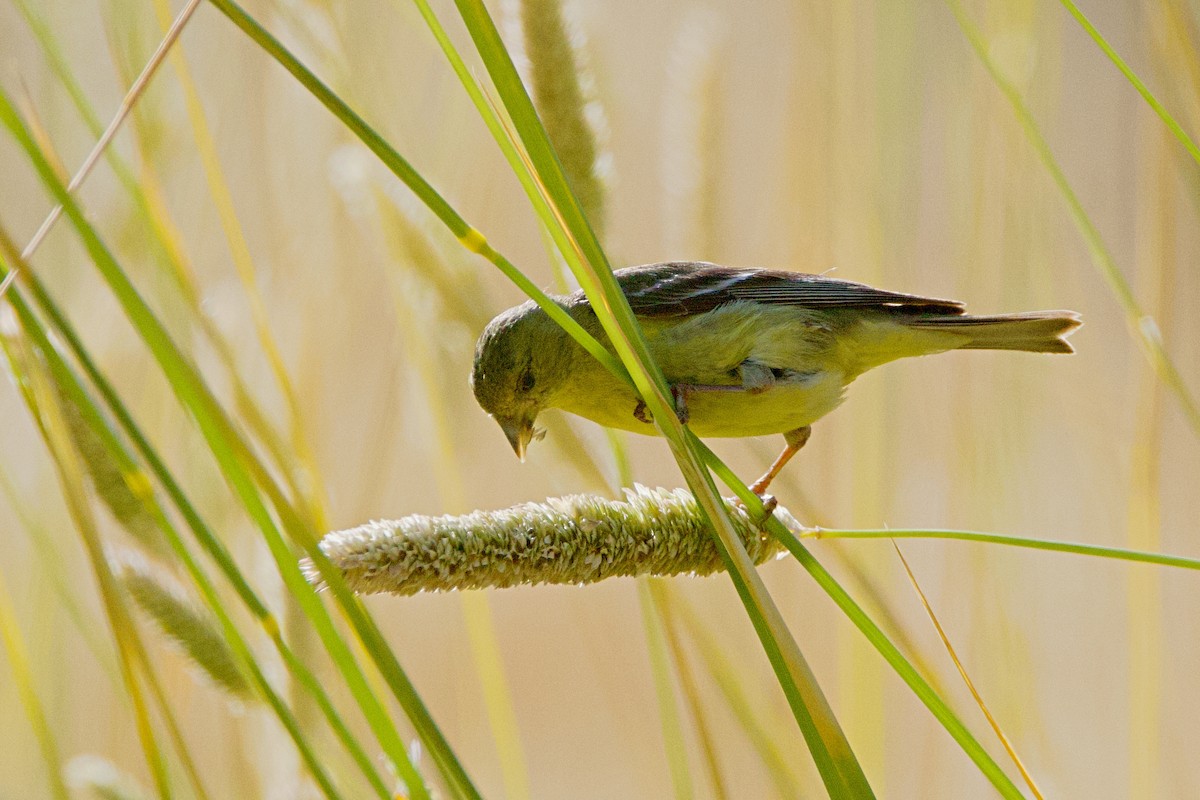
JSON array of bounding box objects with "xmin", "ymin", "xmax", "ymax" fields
[{"xmin": 495, "ymin": 415, "xmax": 543, "ymax": 462}]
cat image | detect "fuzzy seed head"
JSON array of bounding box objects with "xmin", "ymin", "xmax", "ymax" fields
[{"xmin": 306, "ymin": 485, "xmax": 799, "ymax": 596}]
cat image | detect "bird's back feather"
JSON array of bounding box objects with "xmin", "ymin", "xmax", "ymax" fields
[{"xmin": 598, "ymin": 262, "xmax": 965, "ymax": 317}]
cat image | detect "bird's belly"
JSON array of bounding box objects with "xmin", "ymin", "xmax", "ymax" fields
[
  {"xmin": 554, "ymin": 370, "xmax": 846, "ymax": 438},
  {"xmin": 684, "ymin": 371, "xmax": 846, "ymax": 437}
]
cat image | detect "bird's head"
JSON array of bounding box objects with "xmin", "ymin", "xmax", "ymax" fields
[{"xmin": 471, "ymin": 300, "xmax": 569, "ymax": 460}]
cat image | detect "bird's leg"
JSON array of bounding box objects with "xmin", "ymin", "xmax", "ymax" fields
[{"xmin": 749, "ymin": 426, "xmax": 812, "ymax": 496}]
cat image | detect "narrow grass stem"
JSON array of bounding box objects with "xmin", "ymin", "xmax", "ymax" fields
[
  {"xmin": 892, "ymin": 544, "xmax": 1044, "ymax": 799},
  {"xmin": 806, "ymin": 528, "xmax": 1200, "ymax": 570},
  {"xmin": 1057, "ymin": 0, "xmax": 1200, "ymax": 168}
]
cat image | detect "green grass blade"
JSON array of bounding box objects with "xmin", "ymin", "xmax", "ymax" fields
[
  {"xmin": 776, "ymin": 529, "xmax": 1027, "ymax": 800},
  {"xmin": 1056, "ymin": 0, "xmax": 1200, "ymax": 168},
  {"xmin": 14, "ymin": 333, "xmax": 175, "ymax": 800},
  {"xmin": 946, "ymin": 0, "xmax": 1200, "ymax": 438},
  {"xmin": 807, "ymin": 528, "xmax": 1200, "ymax": 570},
  {"xmin": 5, "ymin": 305, "xmax": 219, "ymax": 800},
  {"xmin": 0, "ymin": 232, "xmax": 392, "ymax": 800},
  {"xmin": 0, "ymin": 249, "xmax": 356, "ymax": 800},
  {"xmin": 21, "ymin": 0, "xmax": 325, "ymax": 516},
  {"xmin": 208, "ymin": 0, "xmax": 624, "ymax": 383},
  {"xmin": 0, "ymin": 96, "xmax": 446, "ymax": 800},
  {"xmin": 446, "ymin": 2, "xmax": 874, "ymax": 794},
  {"xmin": 145, "ymin": 0, "xmax": 330, "ymax": 531},
  {"xmin": 667, "ymin": 587, "xmax": 805, "ymax": 798},
  {"xmin": 694, "ymin": 441, "xmax": 1027, "ymax": 799}
]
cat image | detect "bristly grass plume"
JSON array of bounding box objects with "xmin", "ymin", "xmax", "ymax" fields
[
  {"xmin": 115, "ymin": 552, "xmax": 254, "ymax": 701},
  {"xmin": 306, "ymin": 485, "xmax": 799, "ymax": 595}
]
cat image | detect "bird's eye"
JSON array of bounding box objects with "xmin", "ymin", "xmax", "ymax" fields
[{"xmin": 519, "ymin": 370, "xmax": 536, "ymax": 392}]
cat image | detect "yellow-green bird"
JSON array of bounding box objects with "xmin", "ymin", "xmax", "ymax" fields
[{"xmin": 471, "ymin": 261, "xmax": 1080, "ymax": 495}]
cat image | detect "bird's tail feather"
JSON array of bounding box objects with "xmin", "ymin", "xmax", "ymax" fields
[{"xmin": 906, "ymin": 311, "xmax": 1082, "ymax": 354}]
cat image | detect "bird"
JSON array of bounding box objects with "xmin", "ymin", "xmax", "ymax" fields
[{"xmin": 471, "ymin": 261, "xmax": 1080, "ymax": 497}]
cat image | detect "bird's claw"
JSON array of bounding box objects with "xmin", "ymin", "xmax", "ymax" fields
[
  {"xmin": 734, "ymin": 493, "xmax": 778, "ymax": 528},
  {"xmin": 757, "ymin": 494, "xmax": 778, "ymax": 524},
  {"xmin": 633, "ymin": 400, "xmax": 652, "ymax": 424}
]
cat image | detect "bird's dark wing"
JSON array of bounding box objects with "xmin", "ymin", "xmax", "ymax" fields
[{"xmin": 608, "ymin": 261, "xmax": 965, "ymax": 318}]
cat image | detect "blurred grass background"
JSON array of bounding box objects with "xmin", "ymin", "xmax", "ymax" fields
[{"xmin": 1, "ymin": 0, "xmax": 1198, "ymax": 797}]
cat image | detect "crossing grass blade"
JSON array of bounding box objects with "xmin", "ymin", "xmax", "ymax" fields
[
  {"xmin": 442, "ymin": 1, "xmax": 874, "ymax": 795},
  {"xmin": 696, "ymin": 441, "xmax": 1029, "ymax": 799}
]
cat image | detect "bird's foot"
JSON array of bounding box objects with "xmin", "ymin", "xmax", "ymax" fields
[
  {"xmin": 631, "ymin": 385, "xmax": 692, "ymax": 425},
  {"xmin": 671, "ymin": 385, "xmax": 691, "ymax": 424}
]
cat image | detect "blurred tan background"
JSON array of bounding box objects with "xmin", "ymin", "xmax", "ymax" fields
[{"xmin": 1, "ymin": 0, "xmax": 1199, "ymax": 796}]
